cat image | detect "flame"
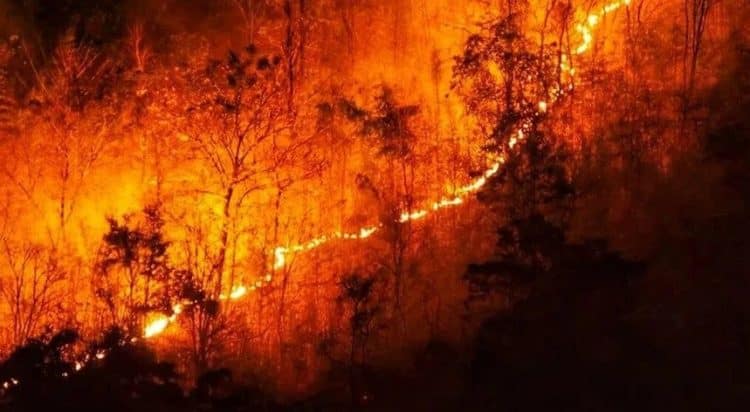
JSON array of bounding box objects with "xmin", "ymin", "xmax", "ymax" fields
[
  {"xmin": 573, "ymin": 0, "xmax": 629, "ymax": 55},
  {"xmin": 400, "ymin": 209, "xmax": 428, "ymax": 222},
  {"xmin": 144, "ymin": 315, "xmax": 171, "ymax": 338},
  {"xmin": 358, "ymin": 226, "xmax": 379, "ymax": 238},
  {"xmin": 273, "ymin": 247, "xmax": 287, "ymax": 270},
  {"xmin": 432, "ymin": 196, "xmax": 464, "ymax": 210},
  {"xmin": 140, "ymin": 0, "xmax": 631, "ymax": 340},
  {"xmin": 229, "ymin": 285, "xmax": 247, "ymax": 300}
]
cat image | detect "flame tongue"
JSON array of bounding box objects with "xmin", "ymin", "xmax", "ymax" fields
[{"xmin": 144, "ymin": 316, "xmax": 171, "ymax": 338}]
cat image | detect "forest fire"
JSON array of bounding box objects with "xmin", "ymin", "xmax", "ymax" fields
[
  {"xmin": 137, "ymin": 0, "xmax": 631, "ymax": 340},
  {"xmin": 0, "ymin": 0, "xmax": 746, "ymax": 410}
]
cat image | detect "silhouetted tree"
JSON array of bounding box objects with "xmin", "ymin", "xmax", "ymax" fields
[
  {"xmin": 0, "ymin": 326, "xmax": 185, "ymax": 412},
  {"xmin": 338, "ymin": 272, "xmax": 382, "ymax": 405},
  {"xmin": 337, "ymin": 87, "xmax": 421, "ymax": 316},
  {"xmin": 95, "ymin": 204, "xmax": 172, "ymax": 332},
  {"xmin": 453, "ymin": 11, "xmax": 554, "ymax": 147}
]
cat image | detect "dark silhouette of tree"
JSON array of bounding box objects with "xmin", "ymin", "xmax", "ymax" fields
[
  {"xmin": 192, "ymin": 366, "xmax": 279, "ymax": 411},
  {"xmin": 453, "ymin": 11, "xmax": 555, "ymax": 147},
  {"xmin": 0, "ymin": 328, "xmax": 78, "ymax": 394},
  {"xmin": 338, "ymin": 272, "xmax": 382, "ymax": 406},
  {"xmin": 466, "ymin": 214, "xmax": 564, "ymax": 306},
  {"xmin": 336, "ymin": 87, "xmax": 421, "ymax": 317},
  {"xmin": 0, "ymin": 326, "xmax": 185, "ymax": 412},
  {"xmin": 95, "ymin": 204, "xmax": 172, "ymax": 331},
  {"xmin": 467, "ymin": 237, "xmax": 645, "ymax": 411},
  {"xmin": 95, "ymin": 204, "xmax": 220, "ymax": 350},
  {"xmin": 455, "ymin": 7, "xmax": 574, "ymax": 311},
  {"xmin": 352, "ymin": 87, "xmax": 420, "ymax": 158},
  {"xmin": 79, "ymin": 327, "xmax": 184, "ymax": 411}
]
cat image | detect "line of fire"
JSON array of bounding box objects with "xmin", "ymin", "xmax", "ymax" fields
[{"xmin": 0, "ymin": 0, "xmax": 747, "ymax": 410}]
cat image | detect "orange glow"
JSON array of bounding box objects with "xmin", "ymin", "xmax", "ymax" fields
[
  {"xmin": 130, "ymin": 0, "xmax": 633, "ymax": 340},
  {"xmin": 3, "ymin": 2, "xmax": 724, "ymax": 399}
]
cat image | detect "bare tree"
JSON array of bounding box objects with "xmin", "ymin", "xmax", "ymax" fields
[
  {"xmin": 0, "ymin": 40, "xmax": 18, "ymax": 140},
  {"xmin": 682, "ymin": 0, "xmax": 716, "ymax": 114},
  {"xmin": 127, "ymin": 21, "xmax": 151, "ymax": 73},
  {"xmin": 182, "ymin": 48, "xmax": 289, "ymax": 298},
  {"xmin": 22, "ymin": 29, "xmax": 116, "ymax": 247},
  {"xmin": 175, "ymin": 217, "xmax": 230, "ymax": 374},
  {"xmin": 338, "ymin": 273, "xmax": 381, "ymax": 405},
  {"xmin": 229, "ymin": 0, "xmax": 271, "ymax": 44},
  {"xmin": 167, "ymin": 47, "xmax": 292, "ymax": 373},
  {"xmin": 0, "ymin": 241, "xmax": 64, "ymax": 347}
]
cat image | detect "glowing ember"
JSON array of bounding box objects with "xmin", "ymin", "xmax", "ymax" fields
[
  {"xmin": 432, "ymin": 197, "xmax": 464, "ymax": 210},
  {"xmin": 144, "ymin": 316, "xmax": 171, "ymax": 338},
  {"xmin": 358, "ymin": 226, "xmax": 379, "ymax": 238},
  {"xmin": 400, "ymin": 209, "xmax": 428, "ymax": 222},
  {"xmin": 273, "ymin": 247, "xmax": 287, "ymax": 270},
  {"xmin": 229, "ymin": 285, "xmax": 247, "ymax": 300}
]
